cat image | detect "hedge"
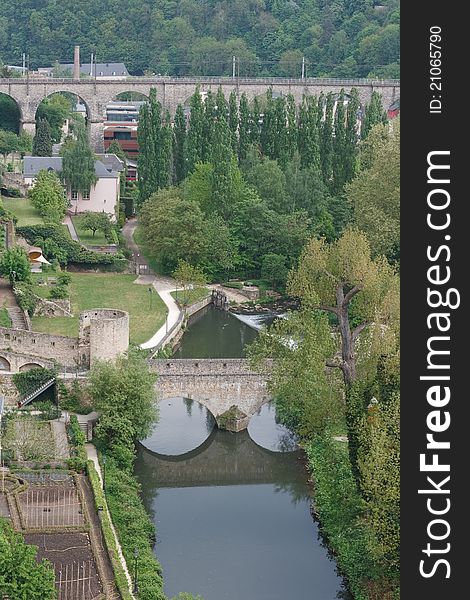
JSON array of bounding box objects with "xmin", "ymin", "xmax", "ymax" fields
[
  {"xmin": 17, "ymin": 224, "xmax": 127, "ymax": 271},
  {"xmin": 66, "ymin": 415, "xmax": 88, "ymax": 472},
  {"xmin": 103, "ymin": 455, "xmax": 166, "ymax": 600},
  {"xmin": 87, "ymin": 460, "xmax": 134, "ymax": 600}
]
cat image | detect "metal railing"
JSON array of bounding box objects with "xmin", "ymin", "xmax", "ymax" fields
[
  {"xmin": 0, "ymin": 76, "xmax": 400, "ymax": 87},
  {"xmin": 18, "ymin": 377, "xmax": 56, "ymax": 408}
]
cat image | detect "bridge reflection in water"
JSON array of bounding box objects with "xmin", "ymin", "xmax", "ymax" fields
[{"xmin": 135, "ymin": 397, "xmax": 350, "ymax": 600}]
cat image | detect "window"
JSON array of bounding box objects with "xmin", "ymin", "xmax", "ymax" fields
[
  {"xmin": 71, "ymin": 190, "xmax": 78, "ymax": 201},
  {"xmin": 83, "ymin": 190, "xmax": 90, "ymax": 200},
  {"xmin": 114, "ymin": 131, "xmax": 132, "ymax": 140}
]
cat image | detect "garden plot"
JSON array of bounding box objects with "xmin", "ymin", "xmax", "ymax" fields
[
  {"xmin": 24, "ymin": 532, "xmax": 103, "ymax": 600},
  {"xmin": 17, "ymin": 482, "xmax": 85, "ymax": 529}
]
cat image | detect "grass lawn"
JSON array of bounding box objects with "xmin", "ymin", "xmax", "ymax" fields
[
  {"xmin": 0, "ymin": 307, "xmax": 12, "ymax": 327},
  {"xmin": 2, "ymin": 197, "xmax": 43, "ymax": 226},
  {"xmin": 31, "ymin": 272, "xmax": 167, "ymax": 345},
  {"xmin": 72, "ymin": 215, "xmax": 109, "ymax": 246},
  {"xmin": 171, "ymin": 287, "xmax": 209, "ymax": 307},
  {"xmin": 133, "ymin": 225, "xmax": 162, "ymax": 274}
]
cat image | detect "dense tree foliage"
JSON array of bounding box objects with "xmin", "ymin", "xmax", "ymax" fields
[
  {"xmin": 29, "ymin": 169, "xmax": 68, "ymax": 223},
  {"xmin": 0, "ymin": 519, "xmax": 56, "ymax": 599},
  {"xmin": 137, "ymin": 85, "xmax": 390, "ymax": 285},
  {"xmin": 0, "ymin": 246, "xmax": 31, "ymax": 283},
  {"xmin": 0, "ymin": 1, "xmax": 399, "ymax": 79},
  {"xmin": 61, "ymin": 123, "xmax": 97, "ymax": 195},
  {"xmin": 32, "ymin": 118, "xmax": 53, "ymax": 156}
]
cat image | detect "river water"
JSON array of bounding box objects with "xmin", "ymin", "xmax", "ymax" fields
[{"xmin": 135, "ymin": 306, "xmax": 349, "ymax": 600}]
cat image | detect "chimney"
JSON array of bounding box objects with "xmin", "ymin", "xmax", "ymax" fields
[{"xmin": 73, "ymin": 45, "xmax": 80, "ymax": 80}]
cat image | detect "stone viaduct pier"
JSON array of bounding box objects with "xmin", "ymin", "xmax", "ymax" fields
[
  {"xmin": 0, "ymin": 76, "xmax": 399, "ymax": 150},
  {"xmin": 149, "ymin": 358, "xmax": 272, "ymax": 431}
]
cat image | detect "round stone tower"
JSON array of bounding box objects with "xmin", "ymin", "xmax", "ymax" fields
[{"xmin": 79, "ymin": 309, "xmax": 129, "ymax": 366}]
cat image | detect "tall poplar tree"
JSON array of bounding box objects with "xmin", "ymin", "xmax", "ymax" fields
[
  {"xmin": 137, "ymin": 99, "xmax": 157, "ymax": 204},
  {"xmin": 201, "ymin": 90, "xmax": 216, "ymax": 163},
  {"xmin": 186, "ymin": 87, "xmax": 204, "ymax": 173},
  {"xmin": 61, "ymin": 123, "xmax": 97, "ymax": 196},
  {"xmin": 332, "ymin": 90, "xmax": 346, "ymax": 193},
  {"xmin": 238, "ymin": 94, "xmax": 250, "ymax": 161},
  {"xmin": 320, "ymin": 93, "xmax": 334, "ymax": 184},
  {"xmin": 228, "ymin": 90, "xmax": 239, "ymax": 155},
  {"xmin": 32, "ymin": 118, "xmax": 53, "ymax": 157},
  {"xmin": 362, "ymin": 91, "xmax": 387, "ymax": 139},
  {"xmin": 343, "ymin": 87, "xmax": 360, "ymax": 185},
  {"xmin": 285, "ymin": 94, "xmax": 297, "ymax": 163},
  {"xmin": 250, "ymin": 97, "xmax": 262, "ymax": 146},
  {"xmin": 173, "ymin": 104, "xmax": 187, "ymax": 184}
]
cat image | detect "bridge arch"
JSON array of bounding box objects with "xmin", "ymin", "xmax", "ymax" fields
[
  {"xmin": 19, "ymin": 362, "xmax": 44, "ymax": 372},
  {"xmin": 0, "ymin": 355, "xmax": 11, "ymax": 371},
  {"xmin": 0, "ymin": 92, "xmax": 22, "ymax": 134}
]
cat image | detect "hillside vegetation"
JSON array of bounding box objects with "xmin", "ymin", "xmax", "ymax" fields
[{"xmin": 0, "ymin": 0, "xmax": 399, "ymax": 78}]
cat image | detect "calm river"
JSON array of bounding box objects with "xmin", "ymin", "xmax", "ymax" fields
[{"xmin": 135, "ymin": 306, "xmax": 349, "ymax": 600}]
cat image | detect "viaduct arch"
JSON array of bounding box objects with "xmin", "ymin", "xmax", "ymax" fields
[{"xmin": 0, "ymin": 76, "xmax": 399, "ymax": 150}]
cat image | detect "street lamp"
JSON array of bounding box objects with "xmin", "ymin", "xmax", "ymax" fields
[
  {"xmin": 102, "ymin": 455, "xmax": 106, "ymax": 492},
  {"xmin": 133, "ymin": 548, "xmax": 139, "ymax": 594}
]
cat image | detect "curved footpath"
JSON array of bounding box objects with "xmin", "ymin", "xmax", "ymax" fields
[{"xmin": 121, "ymin": 219, "xmax": 182, "ymax": 350}]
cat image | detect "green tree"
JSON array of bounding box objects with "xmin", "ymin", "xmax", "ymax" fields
[
  {"xmin": 0, "ymin": 129, "xmax": 32, "ymax": 161},
  {"xmin": 244, "ymin": 157, "xmax": 288, "ymax": 213},
  {"xmin": 238, "ymin": 94, "xmax": 250, "ymax": 161},
  {"xmin": 343, "ymin": 87, "xmax": 360, "ymax": 185},
  {"xmin": 0, "ymin": 518, "xmax": 56, "ymax": 599},
  {"xmin": 89, "ymin": 348, "xmax": 157, "ymax": 442},
  {"xmin": 32, "ymin": 118, "xmax": 53, "ymax": 156},
  {"xmin": 0, "ymin": 246, "xmax": 31, "ymax": 283},
  {"xmin": 320, "ymin": 93, "xmax": 334, "ymax": 184},
  {"xmin": 173, "ymin": 260, "xmax": 207, "ymax": 305},
  {"xmin": 140, "ymin": 188, "xmax": 207, "ymax": 272},
  {"xmin": 61, "ymin": 123, "xmax": 97, "ymax": 196},
  {"xmin": 173, "ymin": 104, "xmax": 187, "ymax": 184},
  {"xmin": 228, "ymin": 90, "xmax": 239, "ymax": 154},
  {"xmin": 361, "ymin": 91, "xmax": 387, "ymax": 140},
  {"xmin": 297, "ymin": 96, "xmax": 321, "ymax": 172},
  {"xmin": 201, "ymin": 90, "xmax": 216, "ymax": 162},
  {"xmin": 186, "ymin": 88, "xmax": 204, "ymax": 173},
  {"xmin": 288, "ymin": 229, "xmax": 399, "ymax": 388},
  {"xmin": 347, "ymin": 119, "xmax": 400, "ymax": 260},
  {"xmin": 261, "ymin": 253, "xmax": 288, "ymax": 288},
  {"xmin": 80, "ymin": 211, "xmax": 113, "ymax": 239},
  {"xmin": 332, "ymin": 90, "xmax": 346, "ymax": 193},
  {"xmin": 28, "ymin": 169, "xmax": 67, "ymax": 223},
  {"xmin": 36, "ymin": 93, "xmax": 72, "ymax": 143},
  {"xmin": 250, "ymin": 97, "xmax": 261, "ymax": 147}
]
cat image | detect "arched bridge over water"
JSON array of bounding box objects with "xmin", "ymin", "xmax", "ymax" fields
[
  {"xmin": 0, "ymin": 76, "xmax": 399, "ymax": 149},
  {"xmin": 149, "ymin": 358, "xmax": 272, "ymax": 431}
]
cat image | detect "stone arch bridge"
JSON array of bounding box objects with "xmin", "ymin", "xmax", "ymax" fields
[
  {"xmin": 149, "ymin": 358, "xmax": 272, "ymax": 431},
  {"xmin": 0, "ymin": 76, "xmax": 399, "ymax": 149}
]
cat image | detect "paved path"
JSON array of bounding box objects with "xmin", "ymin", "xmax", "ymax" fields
[
  {"xmin": 51, "ymin": 420, "xmax": 70, "ymax": 459},
  {"xmin": 85, "ymin": 443, "xmax": 136, "ymax": 599},
  {"xmin": 63, "ymin": 214, "xmax": 80, "ymax": 241},
  {"xmin": 122, "ymin": 219, "xmax": 182, "ymax": 350}
]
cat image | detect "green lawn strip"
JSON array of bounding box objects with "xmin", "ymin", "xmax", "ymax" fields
[
  {"xmin": 72, "ymin": 215, "xmax": 109, "ymax": 246},
  {"xmin": 133, "ymin": 225, "xmax": 162, "ymax": 274},
  {"xmin": 170, "ymin": 286, "xmax": 209, "ymax": 307},
  {"xmin": 2, "ymin": 197, "xmax": 43, "ymax": 226},
  {"xmin": 30, "ymin": 272, "xmax": 167, "ymax": 345},
  {"xmin": 87, "ymin": 460, "xmax": 134, "ymax": 600},
  {"xmin": 0, "ymin": 307, "xmax": 12, "ymax": 327}
]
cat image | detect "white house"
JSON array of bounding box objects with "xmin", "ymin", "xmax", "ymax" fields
[{"xmin": 23, "ymin": 156, "xmax": 123, "ymax": 218}]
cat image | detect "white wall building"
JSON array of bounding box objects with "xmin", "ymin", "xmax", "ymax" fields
[{"xmin": 23, "ymin": 156, "xmax": 122, "ymax": 218}]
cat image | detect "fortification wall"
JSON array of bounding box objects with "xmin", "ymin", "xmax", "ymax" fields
[
  {"xmin": 0, "ymin": 327, "xmax": 83, "ymax": 368},
  {"xmin": 79, "ymin": 309, "xmax": 129, "ymax": 365}
]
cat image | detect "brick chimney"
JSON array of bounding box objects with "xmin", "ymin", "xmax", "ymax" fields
[{"xmin": 73, "ymin": 45, "xmax": 80, "ymax": 80}]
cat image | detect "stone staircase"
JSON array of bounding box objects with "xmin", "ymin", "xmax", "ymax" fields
[{"xmin": 6, "ymin": 307, "xmax": 28, "ymax": 330}]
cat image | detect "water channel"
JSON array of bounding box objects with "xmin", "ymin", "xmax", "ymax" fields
[{"xmin": 135, "ymin": 306, "xmax": 349, "ymax": 600}]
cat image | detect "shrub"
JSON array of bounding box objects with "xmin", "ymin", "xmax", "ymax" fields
[
  {"xmin": 49, "ymin": 284, "xmax": 69, "ymax": 299},
  {"xmin": 13, "ymin": 367, "xmax": 57, "ymax": 396},
  {"xmin": 13, "ymin": 281, "xmax": 38, "ymax": 316},
  {"xmin": 66, "ymin": 415, "xmax": 87, "ymax": 472},
  {"xmin": 57, "ymin": 272, "xmax": 72, "ymax": 286},
  {"xmin": 17, "ymin": 224, "xmax": 128, "ymax": 270}
]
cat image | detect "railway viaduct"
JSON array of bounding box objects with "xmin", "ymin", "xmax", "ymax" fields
[{"xmin": 0, "ymin": 76, "xmax": 400, "ymax": 150}]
